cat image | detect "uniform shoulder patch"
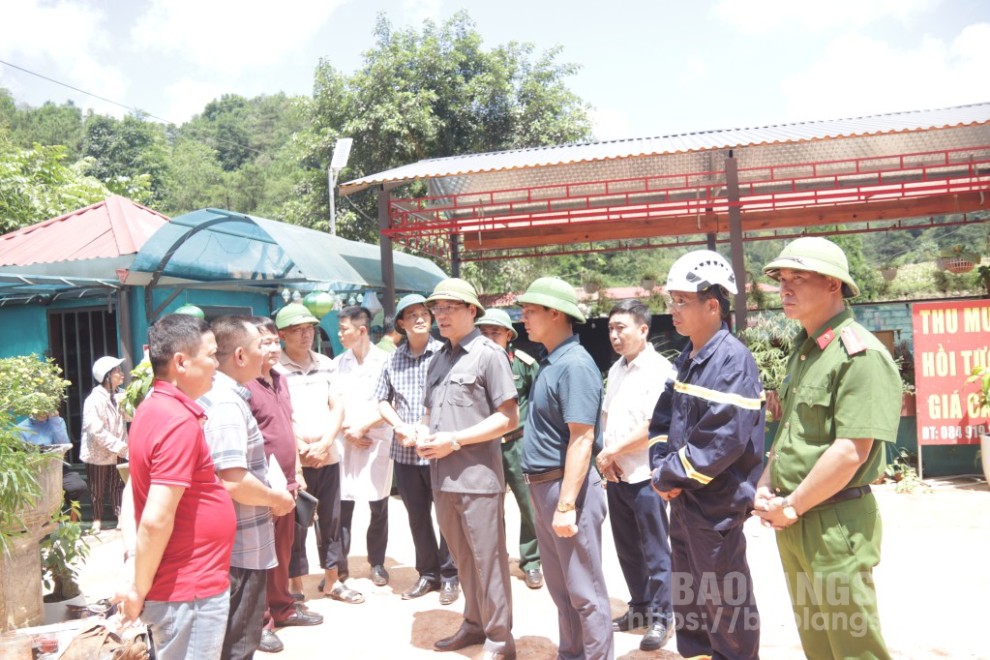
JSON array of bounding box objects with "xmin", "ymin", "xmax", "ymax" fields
[
  {"xmin": 514, "ymin": 348, "xmax": 536, "ymax": 365},
  {"xmin": 839, "ymin": 326, "xmax": 867, "ymax": 355}
]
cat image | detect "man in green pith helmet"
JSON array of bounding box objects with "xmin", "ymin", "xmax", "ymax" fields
[
  {"xmin": 518, "ymin": 276, "xmax": 612, "ymax": 660},
  {"xmin": 419, "ymin": 278, "xmax": 519, "ymax": 659},
  {"xmin": 755, "ymin": 236, "xmax": 901, "ymax": 660},
  {"xmin": 475, "ymin": 308, "xmax": 544, "ymax": 590}
]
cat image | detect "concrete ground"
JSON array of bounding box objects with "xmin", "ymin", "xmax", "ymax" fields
[{"xmin": 73, "ymin": 476, "xmax": 989, "ymax": 659}]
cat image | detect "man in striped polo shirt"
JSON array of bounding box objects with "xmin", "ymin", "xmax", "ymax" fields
[{"xmin": 199, "ymin": 316, "xmax": 296, "ymax": 659}]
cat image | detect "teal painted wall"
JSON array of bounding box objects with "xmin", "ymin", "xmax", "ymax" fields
[
  {"xmin": 128, "ymin": 287, "xmax": 276, "ymax": 360},
  {"xmin": 0, "ymin": 305, "xmax": 48, "ymax": 358},
  {"xmin": 851, "ymin": 302, "xmax": 915, "ymax": 345}
]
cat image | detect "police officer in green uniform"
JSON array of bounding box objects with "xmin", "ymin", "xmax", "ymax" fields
[
  {"xmin": 475, "ymin": 308, "xmax": 544, "ymax": 589},
  {"xmin": 754, "ymin": 237, "xmax": 901, "ymax": 660}
]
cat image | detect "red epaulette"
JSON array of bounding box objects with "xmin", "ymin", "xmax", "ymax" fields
[{"xmin": 816, "ymin": 328, "xmax": 836, "ymax": 350}]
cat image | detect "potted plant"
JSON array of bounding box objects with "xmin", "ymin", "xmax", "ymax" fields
[
  {"xmin": 976, "ymin": 264, "xmax": 990, "ymax": 297},
  {"xmin": 40, "ymin": 502, "xmax": 90, "ymax": 622},
  {"xmin": 879, "ymin": 262, "xmax": 898, "ymax": 282},
  {"xmin": 640, "ymin": 272, "xmax": 660, "ymax": 292},
  {"xmin": 937, "ymin": 245, "xmax": 980, "ymax": 274},
  {"xmin": 966, "ymin": 365, "xmax": 990, "ymax": 483},
  {"xmin": 0, "ymin": 355, "xmax": 72, "ymax": 631}
]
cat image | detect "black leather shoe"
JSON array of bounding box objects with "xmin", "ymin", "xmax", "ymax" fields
[
  {"xmin": 612, "ymin": 609, "xmax": 650, "ymax": 632},
  {"xmin": 439, "ymin": 580, "xmax": 460, "ymax": 605},
  {"xmin": 640, "ymin": 620, "xmax": 673, "ymax": 651},
  {"xmin": 402, "ymin": 577, "xmax": 439, "ymax": 600},
  {"xmin": 370, "ymin": 564, "xmax": 389, "ymax": 586},
  {"xmin": 275, "ymin": 608, "xmax": 324, "ymax": 627},
  {"xmin": 523, "ymin": 567, "xmax": 543, "ymax": 589},
  {"xmin": 258, "ymin": 629, "xmax": 283, "ymax": 653},
  {"xmin": 327, "ymin": 584, "xmax": 365, "ymax": 604},
  {"xmin": 433, "ymin": 628, "xmax": 486, "ymax": 651}
]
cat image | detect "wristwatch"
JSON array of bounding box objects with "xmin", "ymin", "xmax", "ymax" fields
[
  {"xmin": 556, "ymin": 500, "xmax": 577, "ymax": 513},
  {"xmin": 449, "ymin": 435, "xmax": 461, "ymax": 451},
  {"xmin": 781, "ymin": 496, "xmax": 799, "ymax": 521}
]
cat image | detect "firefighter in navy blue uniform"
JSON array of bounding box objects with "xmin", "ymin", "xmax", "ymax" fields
[{"xmin": 648, "ymin": 250, "xmax": 764, "ymax": 660}]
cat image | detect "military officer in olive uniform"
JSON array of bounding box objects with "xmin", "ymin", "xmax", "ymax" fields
[
  {"xmin": 475, "ymin": 308, "xmax": 544, "ymax": 590},
  {"xmin": 755, "ymin": 237, "xmax": 901, "ymax": 660}
]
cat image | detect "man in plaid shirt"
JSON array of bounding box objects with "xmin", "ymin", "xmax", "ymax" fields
[{"xmin": 374, "ymin": 294, "xmax": 460, "ymax": 604}]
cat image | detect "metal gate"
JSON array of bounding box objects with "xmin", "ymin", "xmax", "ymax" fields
[{"xmin": 47, "ymin": 307, "xmax": 118, "ymax": 462}]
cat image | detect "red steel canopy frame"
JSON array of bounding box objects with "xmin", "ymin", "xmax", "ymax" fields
[
  {"xmin": 341, "ymin": 104, "xmax": 990, "ymax": 320},
  {"xmin": 385, "ymin": 144, "xmax": 990, "ymax": 262}
]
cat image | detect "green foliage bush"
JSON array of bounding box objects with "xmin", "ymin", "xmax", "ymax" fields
[{"xmin": 0, "ymin": 355, "xmax": 72, "ymax": 549}]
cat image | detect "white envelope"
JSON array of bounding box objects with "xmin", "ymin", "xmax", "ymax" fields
[{"xmin": 267, "ymin": 454, "xmax": 288, "ymax": 492}]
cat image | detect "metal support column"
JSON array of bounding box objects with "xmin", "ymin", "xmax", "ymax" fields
[
  {"xmin": 706, "ymin": 233, "xmax": 717, "ymax": 251},
  {"xmin": 450, "ymin": 231, "xmax": 461, "ymax": 278},
  {"xmin": 725, "ymin": 151, "xmax": 748, "ymax": 331},
  {"xmin": 378, "ymin": 184, "xmax": 397, "ymax": 318}
]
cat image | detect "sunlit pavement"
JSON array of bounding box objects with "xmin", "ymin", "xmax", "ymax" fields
[{"xmin": 75, "ymin": 478, "xmax": 989, "ymax": 658}]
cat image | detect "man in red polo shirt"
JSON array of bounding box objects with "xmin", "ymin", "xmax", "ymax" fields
[{"xmin": 115, "ymin": 314, "xmax": 236, "ymax": 660}]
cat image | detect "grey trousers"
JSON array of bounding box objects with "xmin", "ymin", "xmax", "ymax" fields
[
  {"xmin": 434, "ymin": 490, "xmax": 514, "ymax": 656},
  {"xmin": 529, "ymin": 472, "xmax": 614, "ymax": 660}
]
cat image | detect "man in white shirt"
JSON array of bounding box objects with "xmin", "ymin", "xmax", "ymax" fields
[
  {"xmin": 332, "ymin": 305, "xmax": 393, "ymax": 587},
  {"xmin": 596, "ymin": 299, "xmax": 675, "ymax": 652}
]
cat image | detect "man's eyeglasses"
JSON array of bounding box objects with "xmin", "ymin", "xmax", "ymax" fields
[
  {"xmin": 430, "ymin": 303, "xmax": 466, "ymax": 316},
  {"xmin": 662, "ymin": 295, "xmax": 702, "ymax": 310}
]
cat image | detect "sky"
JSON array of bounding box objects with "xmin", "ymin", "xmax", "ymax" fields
[{"xmin": 1, "ymin": 0, "xmax": 988, "ymax": 141}]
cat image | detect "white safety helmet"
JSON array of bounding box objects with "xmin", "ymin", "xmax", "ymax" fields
[
  {"xmin": 92, "ymin": 356, "xmax": 124, "ymax": 384},
  {"xmin": 665, "ymin": 250, "xmax": 738, "ymax": 295}
]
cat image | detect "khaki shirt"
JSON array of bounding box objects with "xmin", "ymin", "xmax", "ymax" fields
[
  {"xmin": 425, "ymin": 329, "xmax": 517, "ymax": 494},
  {"xmin": 770, "ymin": 309, "xmax": 901, "ymax": 495}
]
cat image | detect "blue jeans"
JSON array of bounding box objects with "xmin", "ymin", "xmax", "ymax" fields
[{"xmin": 143, "ymin": 589, "xmax": 229, "ymax": 660}]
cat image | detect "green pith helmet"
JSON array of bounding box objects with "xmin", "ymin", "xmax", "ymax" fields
[
  {"xmin": 275, "ymin": 303, "xmax": 319, "ymax": 330},
  {"xmin": 174, "ymin": 304, "xmax": 205, "ymax": 319},
  {"xmin": 763, "ymin": 236, "xmax": 860, "ymax": 298},
  {"xmin": 475, "ymin": 308, "xmax": 518, "ymax": 341},
  {"xmin": 426, "ymin": 278, "xmax": 485, "ymax": 314},
  {"xmin": 394, "ymin": 294, "xmax": 429, "ymax": 335},
  {"xmin": 516, "ymin": 276, "xmax": 586, "ymax": 323}
]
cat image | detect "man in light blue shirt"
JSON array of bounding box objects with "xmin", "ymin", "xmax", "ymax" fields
[{"xmin": 17, "ymin": 412, "xmax": 87, "ymax": 513}]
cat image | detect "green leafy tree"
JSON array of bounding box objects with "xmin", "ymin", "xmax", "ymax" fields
[
  {"xmin": 81, "ymin": 114, "xmax": 169, "ymax": 205},
  {"xmin": 0, "ymin": 89, "xmax": 86, "ymax": 153},
  {"xmin": 0, "ymin": 139, "xmax": 110, "ymax": 233},
  {"xmin": 290, "ymin": 11, "xmax": 593, "ymax": 242}
]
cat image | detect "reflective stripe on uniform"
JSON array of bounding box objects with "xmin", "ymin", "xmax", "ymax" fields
[
  {"xmin": 673, "ymin": 380, "xmax": 765, "ymax": 410},
  {"xmin": 678, "ymin": 446, "xmax": 713, "ymax": 485},
  {"xmin": 647, "ymin": 434, "xmax": 668, "ymax": 447}
]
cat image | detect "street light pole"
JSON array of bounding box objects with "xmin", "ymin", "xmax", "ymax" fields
[{"xmin": 328, "ymin": 137, "xmax": 353, "ymax": 236}]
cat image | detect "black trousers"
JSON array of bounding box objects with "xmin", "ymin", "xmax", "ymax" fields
[
  {"xmin": 340, "ymin": 496, "xmax": 389, "ymax": 575},
  {"xmin": 394, "ymin": 461, "xmax": 456, "ymax": 583},
  {"xmin": 221, "ymin": 566, "xmax": 267, "ymax": 660},
  {"xmin": 290, "ymin": 463, "xmax": 343, "ymax": 577}
]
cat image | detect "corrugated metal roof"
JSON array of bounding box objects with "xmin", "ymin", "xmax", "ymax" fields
[
  {"xmin": 0, "ymin": 195, "xmax": 169, "ymax": 266},
  {"xmin": 340, "ymin": 102, "xmax": 990, "ymax": 196}
]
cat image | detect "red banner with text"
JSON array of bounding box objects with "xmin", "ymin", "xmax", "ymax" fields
[{"xmin": 912, "ymin": 299, "xmax": 990, "ymax": 445}]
